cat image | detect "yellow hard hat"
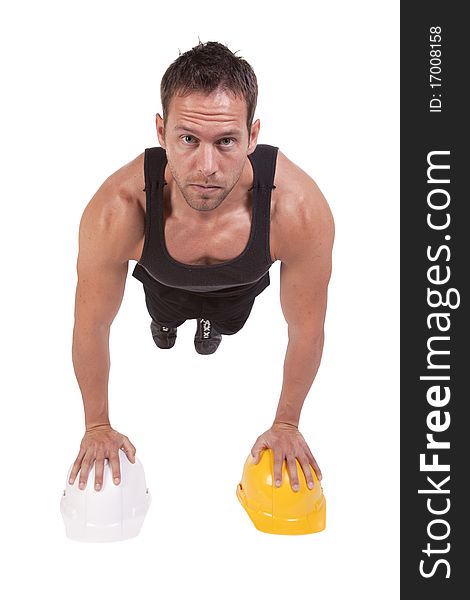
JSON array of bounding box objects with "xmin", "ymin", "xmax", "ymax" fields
[{"xmin": 236, "ymin": 449, "xmax": 326, "ymax": 535}]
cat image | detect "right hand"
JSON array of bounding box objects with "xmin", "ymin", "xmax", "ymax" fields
[{"xmin": 68, "ymin": 424, "xmax": 136, "ymax": 491}]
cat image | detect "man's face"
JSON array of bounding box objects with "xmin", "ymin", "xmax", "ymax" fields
[{"xmin": 156, "ymin": 89, "xmax": 259, "ymax": 212}]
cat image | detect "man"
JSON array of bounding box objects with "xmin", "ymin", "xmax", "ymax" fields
[{"xmin": 68, "ymin": 41, "xmax": 334, "ymax": 497}]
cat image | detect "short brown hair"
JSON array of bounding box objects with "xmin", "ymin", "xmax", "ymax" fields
[{"xmin": 160, "ymin": 41, "xmax": 258, "ymax": 133}]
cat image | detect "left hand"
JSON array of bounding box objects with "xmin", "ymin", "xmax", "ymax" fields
[{"xmin": 250, "ymin": 422, "xmax": 322, "ymax": 491}]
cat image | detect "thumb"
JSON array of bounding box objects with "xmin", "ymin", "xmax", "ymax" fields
[
  {"xmin": 121, "ymin": 439, "xmax": 136, "ymax": 463},
  {"xmin": 251, "ymin": 440, "xmax": 266, "ymax": 465}
]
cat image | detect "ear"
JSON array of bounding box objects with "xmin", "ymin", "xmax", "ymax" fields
[
  {"xmin": 248, "ymin": 118, "xmax": 260, "ymax": 154},
  {"xmin": 156, "ymin": 113, "xmax": 166, "ymax": 148}
]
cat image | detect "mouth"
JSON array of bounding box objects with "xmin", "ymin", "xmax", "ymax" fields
[{"xmin": 191, "ymin": 184, "xmax": 221, "ymax": 192}]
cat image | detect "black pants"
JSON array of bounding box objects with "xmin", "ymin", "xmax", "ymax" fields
[{"xmin": 143, "ymin": 283, "xmax": 257, "ymax": 335}]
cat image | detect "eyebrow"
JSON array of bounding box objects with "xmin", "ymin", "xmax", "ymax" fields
[{"xmin": 174, "ymin": 125, "xmax": 242, "ymax": 137}]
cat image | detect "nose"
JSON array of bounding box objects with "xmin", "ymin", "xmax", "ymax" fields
[{"xmin": 197, "ymin": 144, "xmax": 218, "ymax": 179}]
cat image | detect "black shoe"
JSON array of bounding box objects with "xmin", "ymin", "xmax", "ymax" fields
[
  {"xmin": 150, "ymin": 319, "xmax": 177, "ymax": 349},
  {"xmin": 194, "ymin": 318, "xmax": 222, "ymax": 355}
]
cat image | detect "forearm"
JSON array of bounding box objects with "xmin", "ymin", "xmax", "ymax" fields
[
  {"xmin": 273, "ymin": 330, "xmax": 325, "ymax": 428},
  {"xmin": 72, "ymin": 322, "xmax": 111, "ymax": 429}
]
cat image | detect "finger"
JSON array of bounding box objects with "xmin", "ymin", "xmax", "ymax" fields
[
  {"xmin": 286, "ymin": 455, "xmax": 300, "ymax": 491},
  {"xmin": 307, "ymin": 451, "xmax": 323, "ymax": 481},
  {"xmin": 69, "ymin": 449, "xmax": 86, "ymax": 485},
  {"xmin": 250, "ymin": 438, "xmax": 266, "ymax": 464},
  {"xmin": 298, "ymin": 455, "xmax": 315, "ymax": 489},
  {"xmin": 94, "ymin": 451, "xmax": 105, "ymax": 491},
  {"xmin": 121, "ymin": 438, "xmax": 137, "ymax": 463},
  {"xmin": 78, "ymin": 451, "xmax": 95, "ymax": 490},
  {"xmin": 273, "ymin": 451, "xmax": 284, "ymax": 487},
  {"xmin": 109, "ymin": 450, "xmax": 121, "ymax": 485}
]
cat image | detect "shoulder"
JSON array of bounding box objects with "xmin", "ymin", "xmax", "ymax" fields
[
  {"xmin": 79, "ymin": 152, "xmax": 145, "ymax": 261},
  {"xmin": 272, "ymin": 149, "xmax": 335, "ymax": 262},
  {"xmin": 102, "ymin": 151, "xmax": 146, "ymax": 209},
  {"xmin": 83, "ymin": 151, "xmax": 145, "ymax": 218}
]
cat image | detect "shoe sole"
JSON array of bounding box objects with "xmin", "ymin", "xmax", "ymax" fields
[
  {"xmin": 150, "ymin": 322, "xmax": 177, "ymax": 349},
  {"xmin": 154, "ymin": 338, "xmax": 176, "ymax": 349},
  {"xmin": 194, "ymin": 340, "xmax": 221, "ymax": 355},
  {"xmin": 194, "ymin": 319, "xmax": 222, "ymax": 354}
]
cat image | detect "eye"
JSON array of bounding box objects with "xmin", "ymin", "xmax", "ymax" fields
[
  {"xmin": 182, "ymin": 135, "xmax": 197, "ymax": 144},
  {"xmin": 219, "ymin": 138, "xmax": 235, "ymax": 146}
]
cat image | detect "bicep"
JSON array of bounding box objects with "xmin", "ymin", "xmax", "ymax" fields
[
  {"xmin": 280, "ymin": 253, "xmax": 331, "ymax": 334},
  {"xmin": 75, "ymin": 255, "xmax": 128, "ymax": 329},
  {"xmin": 74, "ymin": 192, "xmax": 133, "ymax": 328},
  {"xmin": 279, "ymin": 193, "xmax": 334, "ymax": 334}
]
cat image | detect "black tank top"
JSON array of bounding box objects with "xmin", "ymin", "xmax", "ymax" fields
[{"xmin": 132, "ymin": 143, "xmax": 278, "ymax": 298}]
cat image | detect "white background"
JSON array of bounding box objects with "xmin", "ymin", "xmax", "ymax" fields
[{"xmin": 0, "ymin": 1, "xmax": 399, "ymax": 598}]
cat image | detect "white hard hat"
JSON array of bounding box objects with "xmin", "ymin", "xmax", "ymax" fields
[{"xmin": 60, "ymin": 449, "xmax": 152, "ymax": 542}]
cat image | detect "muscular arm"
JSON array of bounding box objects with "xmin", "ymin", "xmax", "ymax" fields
[
  {"xmin": 272, "ymin": 179, "xmax": 334, "ymax": 428},
  {"xmin": 72, "ymin": 174, "xmax": 143, "ymax": 429}
]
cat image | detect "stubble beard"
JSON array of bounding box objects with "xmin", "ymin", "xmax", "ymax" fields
[
  {"xmin": 167, "ymin": 157, "xmax": 245, "ymax": 212},
  {"xmin": 183, "ymin": 186, "xmax": 229, "ymax": 211}
]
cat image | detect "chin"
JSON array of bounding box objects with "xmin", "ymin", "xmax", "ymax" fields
[
  {"xmin": 190, "ymin": 201, "xmax": 219, "ymax": 212},
  {"xmin": 186, "ymin": 192, "xmax": 226, "ymax": 211}
]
